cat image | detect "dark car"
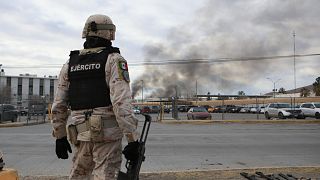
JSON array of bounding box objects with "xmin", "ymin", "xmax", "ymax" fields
[
  {"xmin": 178, "ymin": 105, "xmax": 188, "ymax": 112},
  {"xmin": 140, "ymin": 106, "xmax": 151, "ymax": 114},
  {"xmin": 0, "ymin": 104, "xmax": 19, "ymax": 122},
  {"xmin": 187, "ymin": 107, "xmax": 212, "ymax": 120},
  {"xmin": 17, "ymin": 106, "xmax": 28, "ymax": 116},
  {"xmin": 150, "ymin": 106, "xmax": 160, "ymax": 113}
]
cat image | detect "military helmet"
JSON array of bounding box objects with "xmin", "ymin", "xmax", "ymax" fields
[{"xmin": 82, "ymin": 14, "xmax": 116, "ymax": 40}]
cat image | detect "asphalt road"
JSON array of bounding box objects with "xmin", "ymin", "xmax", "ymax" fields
[{"xmin": 0, "ymin": 114, "xmax": 319, "ymax": 177}]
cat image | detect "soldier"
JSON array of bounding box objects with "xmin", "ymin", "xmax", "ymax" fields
[{"xmin": 52, "ymin": 14, "xmax": 140, "ymax": 180}]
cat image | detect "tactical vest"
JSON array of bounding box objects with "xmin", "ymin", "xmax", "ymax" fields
[{"xmin": 68, "ymin": 47, "xmax": 120, "ymax": 110}]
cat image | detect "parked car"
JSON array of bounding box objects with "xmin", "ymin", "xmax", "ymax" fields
[
  {"xmin": 150, "ymin": 106, "xmax": 160, "ymax": 113},
  {"xmin": 264, "ymin": 103, "xmax": 302, "ymax": 119},
  {"xmin": 178, "ymin": 105, "xmax": 188, "ymax": 112},
  {"xmin": 258, "ymin": 106, "xmax": 266, "ymax": 114},
  {"xmin": 0, "ymin": 104, "xmax": 19, "ymax": 122},
  {"xmin": 299, "ymin": 102, "xmax": 320, "ymax": 119},
  {"xmin": 187, "ymin": 107, "xmax": 211, "ymax": 120},
  {"xmin": 163, "ymin": 107, "xmax": 171, "ymax": 113},
  {"xmin": 207, "ymin": 106, "xmax": 217, "ymax": 113},
  {"xmin": 140, "ymin": 106, "xmax": 151, "ymax": 114},
  {"xmin": 17, "ymin": 106, "xmax": 28, "ymax": 116},
  {"xmin": 249, "ymin": 107, "xmax": 258, "ymax": 113},
  {"xmin": 29, "ymin": 104, "xmax": 46, "ymax": 115},
  {"xmin": 226, "ymin": 105, "xmax": 238, "ymax": 113},
  {"xmin": 239, "ymin": 107, "xmax": 250, "ymax": 113},
  {"xmin": 133, "ymin": 106, "xmax": 141, "ymax": 114}
]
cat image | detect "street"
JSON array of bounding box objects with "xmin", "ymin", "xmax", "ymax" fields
[{"xmin": 0, "ymin": 115, "xmax": 319, "ymax": 177}]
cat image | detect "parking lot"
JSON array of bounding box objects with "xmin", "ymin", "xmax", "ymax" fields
[{"xmin": 0, "ymin": 117, "xmax": 319, "ymax": 177}]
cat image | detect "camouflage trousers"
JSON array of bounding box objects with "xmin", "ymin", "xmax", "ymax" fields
[{"xmin": 69, "ymin": 140, "xmax": 122, "ymax": 180}]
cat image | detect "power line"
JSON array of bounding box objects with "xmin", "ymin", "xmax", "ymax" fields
[{"xmin": 2, "ymin": 53, "xmax": 320, "ymax": 69}]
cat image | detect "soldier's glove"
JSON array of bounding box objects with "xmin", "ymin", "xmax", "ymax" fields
[
  {"xmin": 122, "ymin": 141, "xmax": 140, "ymax": 161},
  {"xmin": 55, "ymin": 137, "xmax": 72, "ymax": 159}
]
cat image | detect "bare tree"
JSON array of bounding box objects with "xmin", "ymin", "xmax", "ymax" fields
[
  {"xmin": 0, "ymin": 86, "xmax": 11, "ymax": 104},
  {"xmin": 300, "ymin": 87, "xmax": 311, "ymax": 97},
  {"xmin": 313, "ymin": 77, "xmax": 320, "ymax": 96},
  {"xmin": 278, "ymin": 87, "xmax": 286, "ymax": 94}
]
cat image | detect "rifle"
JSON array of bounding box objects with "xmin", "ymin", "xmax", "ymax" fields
[
  {"xmin": 255, "ymin": 172, "xmax": 281, "ymax": 180},
  {"xmin": 240, "ymin": 172, "xmax": 258, "ymax": 180},
  {"xmin": 118, "ymin": 114, "xmax": 152, "ymax": 180}
]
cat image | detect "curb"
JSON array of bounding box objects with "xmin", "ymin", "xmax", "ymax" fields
[
  {"xmin": 0, "ymin": 121, "xmax": 48, "ymax": 128},
  {"xmin": 19, "ymin": 166, "xmax": 320, "ymax": 180},
  {"xmin": 159, "ymin": 119, "xmax": 320, "ymax": 124}
]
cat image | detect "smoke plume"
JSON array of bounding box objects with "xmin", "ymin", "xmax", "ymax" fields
[{"xmin": 131, "ymin": 0, "xmax": 320, "ymax": 98}]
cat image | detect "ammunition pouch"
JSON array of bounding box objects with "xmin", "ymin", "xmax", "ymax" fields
[
  {"xmin": 89, "ymin": 115, "xmax": 104, "ymax": 142},
  {"xmin": 67, "ymin": 124, "xmax": 79, "ymax": 146},
  {"xmin": 74, "ymin": 115, "xmax": 119, "ymax": 143}
]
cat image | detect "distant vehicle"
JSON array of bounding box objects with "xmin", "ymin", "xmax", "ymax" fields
[
  {"xmin": 249, "ymin": 107, "xmax": 258, "ymax": 113},
  {"xmin": 259, "ymin": 106, "xmax": 266, "ymax": 114},
  {"xmin": 17, "ymin": 106, "xmax": 28, "ymax": 116},
  {"xmin": 187, "ymin": 107, "xmax": 211, "ymax": 120},
  {"xmin": 150, "ymin": 106, "xmax": 160, "ymax": 113},
  {"xmin": 133, "ymin": 107, "xmax": 141, "ymax": 114},
  {"xmin": 207, "ymin": 106, "xmax": 217, "ymax": 113},
  {"xmin": 225, "ymin": 105, "xmax": 237, "ymax": 113},
  {"xmin": 140, "ymin": 106, "xmax": 151, "ymax": 114},
  {"xmin": 29, "ymin": 104, "xmax": 46, "ymax": 115},
  {"xmin": 178, "ymin": 105, "xmax": 188, "ymax": 112},
  {"xmin": 163, "ymin": 107, "xmax": 171, "ymax": 113},
  {"xmin": 299, "ymin": 102, "xmax": 320, "ymax": 119},
  {"xmin": 239, "ymin": 107, "xmax": 250, "ymax": 113},
  {"xmin": 0, "ymin": 104, "xmax": 19, "ymax": 122},
  {"xmin": 213, "ymin": 105, "xmax": 226, "ymax": 113},
  {"xmin": 264, "ymin": 103, "xmax": 302, "ymax": 119},
  {"xmin": 229, "ymin": 106, "xmax": 242, "ymax": 113}
]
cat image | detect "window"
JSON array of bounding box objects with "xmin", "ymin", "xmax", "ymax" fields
[
  {"xmin": 6, "ymin": 77, "xmax": 11, "ymax": 87},
  {"xmin": 50, "ymin": 79, "xmax": 54, "ymax": 102},
  {"xmin": 29, "ymin": 78, "xmax": 33, "ymax": 95},
  {"xmin": 39, "ymin": 79, "xmax": 44, "ymax": 95}
]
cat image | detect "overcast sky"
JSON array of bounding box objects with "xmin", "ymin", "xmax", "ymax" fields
[{"xmin": 1, "ymin": 0, "xmax": 319, "ymax": 96}]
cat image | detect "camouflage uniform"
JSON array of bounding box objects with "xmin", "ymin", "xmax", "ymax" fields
[{"xmin": 52, "ymin": 15, "xmax": 139, "ymax": 179}]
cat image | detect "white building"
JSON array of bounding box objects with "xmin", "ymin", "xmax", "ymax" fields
[{"xmin": 0, "ymin": 70, "xmax": 58, "ymax": 107}]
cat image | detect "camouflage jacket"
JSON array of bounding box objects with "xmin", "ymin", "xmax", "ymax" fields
[{"xmin": 51, "ymin": 47, "xmax": 139, "ymax": 142}]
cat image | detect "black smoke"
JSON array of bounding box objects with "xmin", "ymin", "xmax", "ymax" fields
[{"xmin": 131, "ymin": 0, "xmax": 320, "ymax": 98}]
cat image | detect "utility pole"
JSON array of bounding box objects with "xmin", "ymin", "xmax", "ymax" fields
[
  {"xmin": 141, "ymin": 80, "xmax": 144, "ymax": 103},
  {"xmin": 293, "ymin": 31, "xmax": 297, "ymax": 108},
  {"xmin": 195, "ymin": 80, "xmax": 198, "ymax": 104}
]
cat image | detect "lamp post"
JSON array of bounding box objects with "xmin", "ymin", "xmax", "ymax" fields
[{"xmin": 267, "ymin": 78, "xmax": 281, "ymax": 99}]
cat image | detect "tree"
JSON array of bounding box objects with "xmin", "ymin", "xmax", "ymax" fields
[
  {"xmin": 300, "ymin": 87, "xmax": 311, "ymax": 97},
  {"xmin": 238, "ymin": 91, "xmax": 245, "ymax": 96},
  {"xmin": 207, "ymin": 92, "xmax": 211, "ymax": 101},
  {"xmin": 278, "ymin": 87, "xmax": 286, "ymax": 94},
  {"xmin": 236, "ymin": 91, "xmax": 246, "ymax": 99},
  {"xmin": 313, "ymin": 77, "xmax": 320, "ymax": 96},
  {"xmin": 0, "ymin": 86, "xmax": 11, "ymax": 104}
]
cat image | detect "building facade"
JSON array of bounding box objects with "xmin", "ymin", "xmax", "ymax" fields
[{"xmin": 0, "ymin": 71, "xmax": 58, "ymax": 107}]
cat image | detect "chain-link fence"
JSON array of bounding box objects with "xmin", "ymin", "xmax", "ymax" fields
[{"xmin": 134, "ymin": 96, "xmax": 320, "ymax": 121}]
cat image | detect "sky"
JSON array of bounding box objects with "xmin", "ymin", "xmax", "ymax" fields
[{"xmin": 0, "ymin": 0, "xmax": 319, "ymax": 97}]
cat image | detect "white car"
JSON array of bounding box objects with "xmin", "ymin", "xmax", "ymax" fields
[
  {"xmin": 264, "ymin": 103, "xmax": 302, "ymax": 119},
  {"xmin": 133, "ymin": 107, "xmax": 141, "ymax": 114},
  {"xmin": 299, "ymin": 102, "xmax": 320, "ymax": 119}
]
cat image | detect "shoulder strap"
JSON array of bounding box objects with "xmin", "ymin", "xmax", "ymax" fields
[{"xmin": 69, "ymin": 50, "xmax": 80, "ymax": 56}]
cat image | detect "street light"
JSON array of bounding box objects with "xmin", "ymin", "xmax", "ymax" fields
[{"xmin": 266, "ymin": 78, "xmax": 281, "ymax": 98}]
